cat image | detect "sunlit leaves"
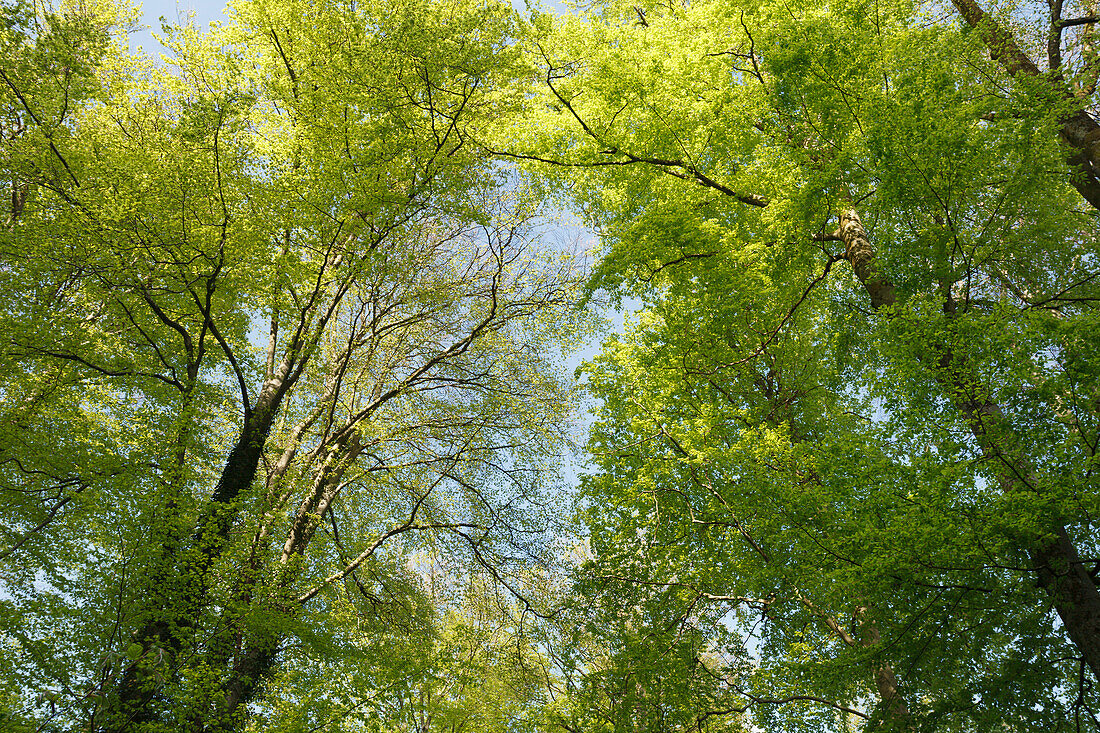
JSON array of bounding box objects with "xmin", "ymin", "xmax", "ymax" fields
[{"xmin": 548, "ymin": 0, "xmax": 1100, "ymax": 730}]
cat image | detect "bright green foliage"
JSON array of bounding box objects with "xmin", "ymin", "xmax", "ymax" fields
[
  {"xmin": 0, "ymin": 1, "xmax": 584, "ymax": 730},
  {"xmin": 548, "ymin": 572, "xmax": 749, "ymax": 733},
  {"xmin": 504, "ymin": 0, "xmax": 1100, "ymax": 730},
  {"xmin": 251, "ymin": 572, "xmax": 553, "ymax": 732},
  {"xmin": 7, "ymin": 0, "xmax": 1100, "ymax": 729}
]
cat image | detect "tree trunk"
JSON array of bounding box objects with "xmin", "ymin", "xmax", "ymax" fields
[
  {"xmin": 182, "ymin": 434, "xmax": 364, "ymax": 731},
  {"xmin": 949, "ymin": 0, "xmax": 1100, "ymax": 210},
  {"xmin": 859, "ymin": 616, "xmax": 917, "ymax": 732},
  {"xmin": 834, "ymin": 209, "xmax": 1100, "ymax": 682},
  {"xmin": 799, "ymin": 590, "xmax": 917, "ymax": 731},
  {"xmin": 107, "ymin": 376, "xmax": 291, "ymax": 729},
  {"xmin": 200, "ymin": 640, "xmax": 279, "ymax": 733}
]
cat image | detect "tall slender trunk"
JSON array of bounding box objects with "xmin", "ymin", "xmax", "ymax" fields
[
  {"xmin": 860, "ymin": 616, "xmax": 917, "ymax": 732},
  {"xmin": 795, "ymin": 590, "xmax": 917, "ymax": 731},
  {"xmin": 186, "ymin": 435, "xmax": 364, "ymax": 731},
  {"xmin": 833, "ymin": 209, "xmax": 1100, "ymax": 682},
  {"xmin": 766, "ymin": 417, "xmax": 919, "ymax": 729}
]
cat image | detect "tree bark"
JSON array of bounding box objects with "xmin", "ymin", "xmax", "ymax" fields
[
  {"xmin": 191, "ymin": 436, "xmax": 365, "ymax": 730},
  {"xmin": 837, "ymin": 210, "xmax": 895, "ymax": 310},
  {"xmin": 200, "ymin": 640, "xmax": 279, "ymax": 733},
  {"xmin": 871, "ymin": 662, "xmax": 916, "ymax": 731},
  {"xmin": 863, "ymin": 622, "xmax": 918, "ymax": 732},
  {"xmin": 797, "ymin": 590, "xmax": 917, "ymax": 731}
]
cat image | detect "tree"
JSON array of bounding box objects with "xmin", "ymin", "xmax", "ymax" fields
[
  {"xmin": 0, "ymin": 0, "xmax": 585, "ymax": 730},
  {"xmin": 252, "ymin": 569, "xmax": 555, "ymax": 733},
  {"xmin": 547, "ymin": 570, "xmax": 750, "ymax": 733},
  {"xmin": 503, "ymin": 0, "xmax": 1100, "ymax": 728}
]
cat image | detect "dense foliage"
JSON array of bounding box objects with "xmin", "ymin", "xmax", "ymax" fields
[
  {"xmin": 2, "ymin": 0, "xmax": 1100, "ymax": 730},
  {"xmin": 510, "ymin": 0, "xmax": 1100, "ymax": 730},
  {"xmin": 0, "ymin": 0, "xmax": 581, "ymax": 730}
]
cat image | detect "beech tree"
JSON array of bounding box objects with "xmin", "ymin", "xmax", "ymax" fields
[
  {"xmin": 0, "ymin": 0, "xmax": 583, "ymax": 730},
  {"xmin": 252, "ymin": 570, "xmax": 555, "ymax": 732},
  {"xmin": 503, "ymin": 0, "xmax": 1100, "ymax": 729},
  {"xmin": 8, "ymin": 0, "xmax": 1100, "ymax": 729}
]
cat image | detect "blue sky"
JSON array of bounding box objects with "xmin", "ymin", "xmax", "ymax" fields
[
  {"xmin": 130, "ymin": 0, "xmax": 612, "ymax": 453},
  {"xmin": 134, "ymin": 0, "xmax": 570, "ymax": 47},
  {"xmin": 130, "ymin": 0, "xmax": 612, "ymax": 471},
  {"xmin": 130, "ymin": 0, "xmax": 227, "ymax": 55},
  {"xmin": 140, "ymin": 0, "xmax": 225, "ymax": 29}
]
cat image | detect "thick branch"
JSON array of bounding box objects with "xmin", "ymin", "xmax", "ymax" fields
[
  {"xmin": 950, "ymin": 0, "xmax": 1100, "ymax": 210},
  {"xmin": 829, "ymin": 210, "xmax": 896, "ymax": 309}
]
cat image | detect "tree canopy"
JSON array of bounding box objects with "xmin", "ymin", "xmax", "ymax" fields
[
  {"xmin": 2, "ymin": 0, "xmax": 1100, "ymax": 730},
  {"xmin": 510, "ymin": 0, "xmax": 1100, "ymax": 729},
  {"xmin": 1, "ymin": 0, "xmax": 582, "ymax": 729}
]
